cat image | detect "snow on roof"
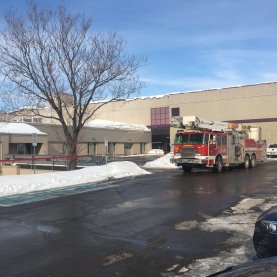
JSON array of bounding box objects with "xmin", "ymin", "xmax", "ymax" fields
[
  {"xmin": 124, "ymin": 82, "xmax": 270, "ymax": 101},
  {"xmin": 86, "ymin": 119, "xmax": 150, "ymax": 132},
  {"xmin": 0, "ymin": 122, "xmax": 46, "ymax": 135}
]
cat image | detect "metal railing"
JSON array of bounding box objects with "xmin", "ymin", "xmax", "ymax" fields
[{"xmin": 1, "ymin": 154, "xmax": 107, "ymax": 171}]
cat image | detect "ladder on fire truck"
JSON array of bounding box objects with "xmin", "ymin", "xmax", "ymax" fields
[{"xmin": 171, "ymin": 115, "xmax": 240, "ymax": 132}]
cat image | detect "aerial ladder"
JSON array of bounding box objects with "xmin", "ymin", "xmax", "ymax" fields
[{"xmin": 171, "ymin": 115, "xmax": 241, "ymax": 132}]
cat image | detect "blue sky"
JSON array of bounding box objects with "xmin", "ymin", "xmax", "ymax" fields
[{"xmin": 1, "ymin": 0, "xmax": 277, "ymax": 96}]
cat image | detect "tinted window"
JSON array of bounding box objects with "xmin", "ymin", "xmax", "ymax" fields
[
  {"xmin": 174, "ymin": 133, "xmax": 207, "ymax": 144},
  {"xmin": 171, "ymin": 107, "xmax": 180, "ymax": 117}
]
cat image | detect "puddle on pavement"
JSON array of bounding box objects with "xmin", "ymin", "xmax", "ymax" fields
[{"xmin": 0, "ymin": 182, "xmax": 118, "ymax": 207}]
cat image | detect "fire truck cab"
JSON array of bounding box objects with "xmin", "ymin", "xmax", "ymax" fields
[{"xmin": 170, "ymin": 116, "xmax": 266, "ymax": 173}]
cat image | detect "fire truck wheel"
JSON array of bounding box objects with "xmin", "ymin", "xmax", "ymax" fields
[
  {"xmin": 182, "ymin": 165, "xmax": 192, "ymax": 173},
  {"xmin": 250, "ymin": 154, "xmax": 256, "ymax": 168},
  {"xmin": 214, "ymin": 156, "xmax": 223, "ymax": 173},
  {"xmin": 243, "ymin": 154, "xmax": 250, "ymax": 169}
]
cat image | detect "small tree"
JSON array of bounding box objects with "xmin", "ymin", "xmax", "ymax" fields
[{"xmin": 0, "ymin": 1, "xmax": 145, "ymax": 169}]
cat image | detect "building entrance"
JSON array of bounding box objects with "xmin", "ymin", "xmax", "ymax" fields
[{"xmin": 151, "ymin": 126, "xmax": 170, "ymax": 153}]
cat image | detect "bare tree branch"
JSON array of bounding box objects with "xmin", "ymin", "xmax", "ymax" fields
[{"xmin": 0, "ymin": 0, "xmax": 146, "ymax": 169}]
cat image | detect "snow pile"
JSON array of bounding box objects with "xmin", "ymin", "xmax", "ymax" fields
[
  {"xmin": 144, "ymin": 153, "xmax": 177, "ymax": 168},
  {"xmin": 0, "ymin": 161, "xmax": 150, "ymax": 197},
  {"xmin": 148, "ymin": 149, "xmax": 164, "ymax": 155},
  {"xmin": 86, "ymin": 119, "xmax": 150, "ymax": 132}
]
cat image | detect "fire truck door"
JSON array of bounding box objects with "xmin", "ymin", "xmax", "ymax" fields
[
  {"xmin": 228, "ymin": 133, "xmax": 242, "ymax": 164},
  {"xmin": 209, "ymin": 134, "xmax": 217, "ymax": 156}
]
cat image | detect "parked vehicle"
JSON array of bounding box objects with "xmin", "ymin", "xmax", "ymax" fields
[
  {"xmin": 253, "ymin": 206, "xmax": 277, "ymax": 258},
  {"xmin": 208, "ymin": 256, "xmax": 277, "ymax": 276},
  {"xmin": 211, "ymin": 207, "xmax": 277, "ymax": 276},
  {"xmin": 267, "ymin": 144, "xmax": 277, "ymax": 158},
  {"xmin": 170, "ymin": 116, "xmax": 266, "ymax": 173}
]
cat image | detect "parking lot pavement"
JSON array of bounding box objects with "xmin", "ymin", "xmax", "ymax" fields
[{"xmin": 0, "ymin": 161, "xmax": 277, "ymax": 276}]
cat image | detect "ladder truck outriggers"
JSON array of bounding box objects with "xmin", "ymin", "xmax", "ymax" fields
[{"xmin": 170, "ymin": 116, "xmax": 266, "ymax": 173}]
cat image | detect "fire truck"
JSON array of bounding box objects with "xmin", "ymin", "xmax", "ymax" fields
[{"xmin": 170, "ymin": 116, "xmax": 266, "ymax": 173}]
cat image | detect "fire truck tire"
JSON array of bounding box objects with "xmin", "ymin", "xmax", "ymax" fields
[
  {"xmin": 243, "ymin": 154, "xmax": 250, "ymax": 169},
  {"xmin": 250, "ymin": 154, "xmax": 256, "ymax": 168},
  {"xmin": 182, "ymin": 165, "xmax": 192, "ymax": 173},
  {"xmin": 214, "ymin": 156, "xmax": 223, "ymax": 173}
]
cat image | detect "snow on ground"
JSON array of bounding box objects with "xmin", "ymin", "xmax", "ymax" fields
[
  {"xmin": 148, "ymin": 149, "xmax": 164, "ymax": 155},
  {"xmin": 0, "ymin": 152, "xmax": 178, "ymax": 197},
  {"xmin": 0, "ymin": 161, "xmax": 150, "ymax": 197},
  {"xmin": 1, "ymin": 155, "xmax": 275, "ymax": 198},
  {"xmin": 167, "ymin": 197, "xmax": 269, "ymax": 277},
  {"xmin": 144, "ymin": 153, "xmax": 177, "ymax": 168}
]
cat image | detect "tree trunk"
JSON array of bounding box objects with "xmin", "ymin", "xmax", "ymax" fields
[
  {"xmin": 64, "ymin": 136, "xmax": 78, "ymax": 170},
  {"xmin": 67, "ymin": 156, "xmax": 78, "ymax": 171}
]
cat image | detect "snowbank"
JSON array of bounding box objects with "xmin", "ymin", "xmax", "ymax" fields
[
  {"xmin": 144, "ymin": 153, "xmax": 178, "ymax": 169},
  {"xmin": 0, "ymin": 161, "xmax": 150, "ymax": 197},
  {"xmin": 148, "ymin": 149, "xmax": 164, "ymax": 155}
]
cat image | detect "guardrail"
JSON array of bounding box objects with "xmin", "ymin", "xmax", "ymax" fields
[{"xmin": 1, "ymin": 154, "xmax": 107, "ymax": 171}]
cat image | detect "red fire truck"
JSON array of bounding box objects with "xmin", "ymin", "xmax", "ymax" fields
[{"xmin": 170, "ymin": 116, "xmax": 266, "ymax": 173}]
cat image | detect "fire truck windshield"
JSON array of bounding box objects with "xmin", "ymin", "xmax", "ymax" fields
[{"xmin": 174, "ymin": 133, "xmax": 208, "ymax": 145}]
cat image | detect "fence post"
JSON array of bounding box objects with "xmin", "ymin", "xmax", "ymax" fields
[
  {"xmin": 33, "ymin": 154, "xmax": 36, "ymax": 174},
  {"xmin": 52, "ymin": 155, "xmax": 54, "ymax": 171},
  {"xmin": 16, "ymin": 165, "xmax": 20, "ymax": 175}
]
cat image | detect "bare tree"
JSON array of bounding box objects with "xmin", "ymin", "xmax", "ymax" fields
[{"xmin": 0, "ymin": 1, "xmax": 145, "ymax": 169}]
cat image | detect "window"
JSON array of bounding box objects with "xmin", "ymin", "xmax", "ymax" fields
[
  {"xmin": 151, "ymin": 107, "xmax": 169, "ymax": 126},
  {"xmin": 124, "ymin": 143, "xmax": 132, "ymax": 156},
  {"xmin": 108, "ymin": 143, "xmax": 115, "ymax": 155},
  {"xmin": 216, "ymin": 135, "xmax": 222, "ymax": 145},
  {"xmin": 33, "ymin": 118, "xmax": 42, "ymax": 123},
  {"xmin": 140, "ymin": 143, "xmax": 146, "ymax": 154},
  {"xmin": 23, "ymin": 118, "xmax": 32, "ymax": 122},
  {"xmin": 174, "ymin": 133, "xmax": 208, "ymax": 145},
  {"xmin": 88, "ymin": 142, "xmax": 97, "ymax": 154},
  {"xmin": 15, "ymin": 143, "xmax": 32, "ymax": 154},
  {"xmin": 171, "ymin": 107, "xmax": 180, "ymax": 117}
]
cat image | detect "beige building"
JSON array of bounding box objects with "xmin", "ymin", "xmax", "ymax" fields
[
  {"xmin": 0, "ymin": 121, "xmax": 151, "ymax": 159},
  {"xmin": 92, "ymin": 82, "xmax": 277, "ymax": 152},
  {"xmin": 7, "ymin": 81, "xmax": 277, "ymax": 156},
  {"xmin": 0, "ymin": 122, "xmax": 47, "ymax": 160},
  {"xmin": 32, "ymin": 123, "xmax": 151, "ymax": 156}
]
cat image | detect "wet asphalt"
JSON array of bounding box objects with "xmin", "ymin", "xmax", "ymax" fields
[{"xmin": 0, "ymin": 161, "xmax": 276, "ymax": 277}]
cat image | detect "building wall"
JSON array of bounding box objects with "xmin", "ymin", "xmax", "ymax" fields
[
  {"xmin": 31, "ymin": 123, "xmax": 152, "ymax": 156},
  {"xmin": 0, "ymin": 133, "xmax": 48, "ymax": 159},
  {"xmin": 91, "ymin": 82, "xmax": 277, "ymax": 145},
  {"xmin": 92, "ymin": 83, "xmax": 277, "ymax": 123},
  {"xmin": 8, "ymin": 82, "xmax": 277, "ymax": 153}
]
